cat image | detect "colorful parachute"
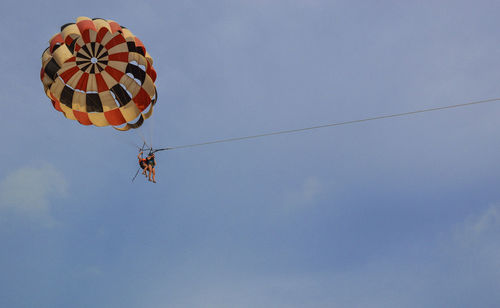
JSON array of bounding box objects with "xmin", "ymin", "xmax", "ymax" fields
[{"xmin": 40, "ymin": 17, "xmax": 157, "ymax": 131}]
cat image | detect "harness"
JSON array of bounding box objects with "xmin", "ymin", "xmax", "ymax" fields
[{"xmin": 147, "ymin": 156, "xmax": 156, "ymax": 166}]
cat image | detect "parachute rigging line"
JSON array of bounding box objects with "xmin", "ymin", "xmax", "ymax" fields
[
  {"xmin": 152, "ymin": 97, "xmax": 500, "ymax": 153},
  {"xmin": 131, "ymin": 167, "xmax": 141, "ymax": 182}
]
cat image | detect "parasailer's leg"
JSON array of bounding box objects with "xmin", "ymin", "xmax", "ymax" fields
[{"xmin": 148, "ymin": 165, "xmax": 153, "ymax": 182}]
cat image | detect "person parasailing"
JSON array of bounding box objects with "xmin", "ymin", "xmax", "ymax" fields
[
  {"xmin": 138, "ymin": 151, "xmax": 149, "ymax": 178},
  {"xmin": 146, "ymin": 152, "xmax": 157, "ymax": 183}
]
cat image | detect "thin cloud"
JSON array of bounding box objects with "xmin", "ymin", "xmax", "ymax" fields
[
  {"xmin": 0, "ymin": 163, "xmax": 68, "ymax": 224},
  {"xmin": 461, "ymin": 203, "xmax": 500, "ymax": 239},
  {"xmin": 452, "ymin": 203, "xmax": 500, "ymax": 277},
  {"xmin": 283, "ymin": 176, "xmax": 324, "ymax": 210}
]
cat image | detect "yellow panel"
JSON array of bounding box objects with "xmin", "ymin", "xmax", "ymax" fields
[
  {"xmin": 74, "ymin": 36, "xmax": 86, "ymax": 53},
  {"xmin": 88, "ymin": 29, "xmax": 97, "ymax": 44},
  {"xmin": 61, "ymin": 24, "xmax": 80, "ymax": 42},
  {"xmin": 128, "ymin": 53, "xmax": 149, "ymax": 69},
  {"xmin": 72, "ymin": 91, "xmax": 86, "ymax": 112},
  {"xmin": 49, "ymin": 78, "xmax": 65, "ymax": 99},
  {"xmin": 99, "ymin": 30, "xmax": 115, "ymax": 47},
  {"xmin": 84, "ymin": 60, "xmax": 94, "ymax": 74},
  {"xmin": 121, "ymin": 28, "xmax": 135, "ymax": 40},
  {"xmin": 145, "ymin": 52, "xmax": 153, "ymax": 65},
  {"xmin": 99, "ymin": 91, "xmax": 118, "ymax": 111},
  {"xmin": 52, "ymin": 45, "xmax": 73, "ymax": 66},
  {"xmin": 56, "ymin": 61, "xmax": 78, "ymax": 86},
  {"xmin": 119, "ymin": 101, "xmax": 141, "ymax": 122},
  {"xmin": 98, "ymin": 54, "xmax": 109, "ymax": 62},
  {"xmin": 59, "ymin": 59, "xmax": 77, "ymax": 72},
  {"xmin": 93, "ymin": 19, "xmax": 112, "ymax": 32},
  {"xmin": 141, "ymin": 75, "xmax": 156, "ymax": 97},
  {"xmin": 108, "ymin": 60, "xmax": 127, "ymax": 72},
  {"xmin": 59, "ymin": 103, "xmax": 77, "ymax": 120},
  {"xmin": 120, "ymin": 74, "xmax": 141, "ymax": 97},
  {"xmin": 65, "ymin": 70, "xmax": 84, "ymax": 89},
  {"xmin": 41, "ymin": 75, "xmax": 52, "ymax": 90},
  {"xmin": 45, "ymin": 88, "xmax": 53, "ymax": 101},
  {"xmin": 76, "ymin": 16, "xmax": 92, "ymax": 23},
  {"xmin": 42, "ymin": 49, "xmax": 52, "ymax": 64},
  {"xmin": 86, "ymin": 74, "xmax": 98, "ymax": 92},
  {"xmin": 107, "ymin": 42, "xmax": 128, "ymax": 55},
  {"xmin": 143, "ymin": 105, "xmax": 154, "ymax": 119},
  {"xmin": 88, "ymin": 112, "xmax": 109, "ymax": 127},
  {"xmin": 99, "ymin": 70, "xmax": 118, "ymax": 89}
]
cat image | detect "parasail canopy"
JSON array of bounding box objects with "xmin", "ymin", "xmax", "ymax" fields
[{"xmin": 40, "ymin": 16, "xmax": 157, "ymax": 131}]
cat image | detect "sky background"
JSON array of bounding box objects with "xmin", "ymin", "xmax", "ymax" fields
[{"xmin": 1, "ymin": 0, "xmax": 500, "ymax": 307}]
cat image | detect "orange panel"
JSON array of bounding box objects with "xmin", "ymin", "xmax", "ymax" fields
[
  {"xmin": 104, "ymin": 108, "xmax": 126, "ymax": 125},
  {"xmin": 96, "ymin": 27, "xmax": 109, "ymax": 43},
  {"xmin": 64, "ymin": 56, "xmax": 76, "ymax": 64},
  {"xmin": 81, "ymin": 30, "xmax": 91, "ymax": 44},
  {"xmin": 95, "ymin": 73, "xmax": 109, "ymax": 92},
  {"xmin": 49, "ymin": 92, "xmax": 64, "ymax": 112},
  {"xmin": 51, "ymin": 100, "xmax": 63, "ymax": 112},
  {"xmin": 59, "ymin": 66, "xmax": 80, "ymax": 83},
  {"xmin": 73, "ymin": 110, "xmax": 92, "ymax": 125},
  {"xmin": 76, "ymin": 20, "xmax": 97, "ymax": 37},
  {"xmin": 133, "ymin": 88, "xmax": 151, "ymax": 112},
  {"xmin": 109, "ymin": 21, "xmax": 121, "ymax": 33},
  {"xmin": 50, "ymin": 34, "xmax": 64, "ymax": 53},
  {"xmin": 147, "ymin": 64, "xmax": 157, "ymax": 82},
  {"xmin": 108, "ymin": 52, "xmax": 129, "ymax": 62},
  {"xmin": 64, "ymin": 36, "xmax": 74, "ymax": 47},
  {"xmin": 75, "ymin": 72, "xmax": 89, "ymax": 91},
  {"xmin": 104, "ymin": 66, "xmax": 125, "ymax": 82},
  {"xmin": 105, "ymin": 34, "xmax": 126, "ymax": 50}
]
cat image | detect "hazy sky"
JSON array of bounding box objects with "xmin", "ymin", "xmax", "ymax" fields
[{"xmin": 1, "ymin": 1, "xmax": 500, "ymax": 307}]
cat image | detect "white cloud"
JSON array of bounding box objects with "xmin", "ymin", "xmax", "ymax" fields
[
  {"xmin": 302, "ymin": 177, "xmax": 323, "ymax": 201},
  {"xmin": 283, "ymin": 176, "xmax": 324, "ymax": 210},
  {"xmin": 460, "ymin": 203, "xmax": 500, "ymax": 240},
  {"xmin": 0, "ymin": 163, "xmax": 68, "ymax": 224},
  {"xmin": 451, "ymin": 203, "xmax": 500, "ymax": 276}
]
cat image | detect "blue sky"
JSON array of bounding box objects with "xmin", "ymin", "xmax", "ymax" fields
[{"xmin": 1, "ymin": 1, "xmax": 500, "ymax": 307}]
